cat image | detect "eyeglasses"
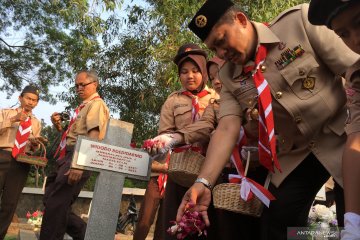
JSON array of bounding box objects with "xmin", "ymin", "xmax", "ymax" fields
[{"xmin": 75, "ymin": 81, "xmax": 95, "ymax": 89}]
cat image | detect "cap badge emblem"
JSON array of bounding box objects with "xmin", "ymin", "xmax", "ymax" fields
[{"xmin": 195, "ymin": 15, "xmax": 207, "ymax": 28}]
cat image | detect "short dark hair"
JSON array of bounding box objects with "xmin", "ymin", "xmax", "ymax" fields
[{"xmin": 216, "ymin": 5, "xmax": 248, "ymax": 27}]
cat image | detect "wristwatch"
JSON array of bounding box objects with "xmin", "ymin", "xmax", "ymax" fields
[{"xmin": 195, "ymin": 177, "xmax": 213, "ymax": 190}]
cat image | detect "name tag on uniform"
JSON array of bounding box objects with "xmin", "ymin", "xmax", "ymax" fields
[{"xmin": 174, "ymin": 104, "xmax": 189, "ymax": 109}]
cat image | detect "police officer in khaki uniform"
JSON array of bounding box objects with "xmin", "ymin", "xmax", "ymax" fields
[
  {"xmin": 176, "ymin": 1, "xmax": 358, "ymax": 239},
  {"xmin": 150, "ymin": 43, "xmax": 217, "ymax": 240},
  {"xmin": 0, "ymin": 85, "xmax": 42, "ymax": 240},
  {"xmin": 308, "ymin": 0, "xmax": 360, "ymax": 238},
  {"xmin": 40, "ymin": 70, "xmax": 109, "ymax": 240}
]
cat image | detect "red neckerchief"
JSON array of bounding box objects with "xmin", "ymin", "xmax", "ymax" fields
[
  {"xmin": 12, "ymin": 115, "xmax": 32, "ymax": 158},
  {"xmin": 182, "ymin": 90, "xmax": 209, "ymax": 122},
  {"xmin": 54, "ymin": 95, "xmax": 101, "ymax": 159},
  {"xmin": 243, "ymin": 45, "xmax": 281, "ymax": 173}
]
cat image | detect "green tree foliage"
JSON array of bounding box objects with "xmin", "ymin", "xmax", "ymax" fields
[{"xmin": 0, "ymin": 0, "xmax": 122, "ymax": 101}]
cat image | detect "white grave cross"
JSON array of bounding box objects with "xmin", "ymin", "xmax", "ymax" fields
[{"xmin": 71, "ymin": 119, "xmax": 150, "ymax": 240}]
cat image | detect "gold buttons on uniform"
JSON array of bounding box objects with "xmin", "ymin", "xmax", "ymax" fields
[
  {"xmin": 275, "ymin": 91, "xmax": 283, "ymax": 99},
  {"xmin": 250, "ymin": 108, "xmax": 259, "ymax": 120},
  {"xmin": 260, "ymin": 65, "xmax": 266, "ymax": 73},
  {"xmin": 299, "ymin": 69, "xmax": 306, "ymax": 76},
  {"xmin": 294, "ymin": 116, "xmax": 302, "ymax": 123}
]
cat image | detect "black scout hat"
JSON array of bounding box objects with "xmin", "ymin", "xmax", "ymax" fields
[
  {"xmin": 308, "ymin": 0, "xmax": 358, "ymax": 29},
  {"xmin": 188, "ymin": 0, "xmax": 234, "ymax": 41},
  {"xmin": 173, "ymin": 43, "xmax": 207, "ymax": 65},
  {"xmin": 21, "ymin": 85, "xmax": 40, "ymax": 97}
]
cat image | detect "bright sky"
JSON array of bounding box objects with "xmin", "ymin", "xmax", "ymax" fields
[{"xmin": 0, "ymin": 0, "xmax": 146, "ymax": 126}]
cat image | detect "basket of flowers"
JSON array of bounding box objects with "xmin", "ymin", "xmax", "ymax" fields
[{"xmin": 168, "ymin": 146, "xmax": 205, "ymax": 188}]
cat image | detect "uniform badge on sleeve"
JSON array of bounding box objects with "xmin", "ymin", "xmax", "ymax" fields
[{"xmin": 275, "ymin": 45, "xmax": 305, "ymax": 70}]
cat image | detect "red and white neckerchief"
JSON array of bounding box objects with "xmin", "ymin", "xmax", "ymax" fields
[
  {"xmin": 244, "ymin": 45, "xmax": 281, "ymax": 173},
  {"xmin": 12, "ymin": 115, "xmax": 32, "ymax": 158},
  {"xmin": 229, "ymin": 127, "xmax": 275, "ymax": 207},
  {"xmin": 182, "ymin": 90, "xmax": 209, "ymax": 122},
  {"xmin": 157, "ymin": 151, "xmax": 171, "ymax": 197},
  {"xmin": 54, "ymin": 96, "xmax": 100, "ymax": 159}
]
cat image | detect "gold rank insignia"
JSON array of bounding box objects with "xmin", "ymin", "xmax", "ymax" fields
[
  {"xmin": 195, "ymin": 15, "xmax": 207, "ymax": 28},
  {"xmin": 302, "ymin": 77, "xmax": 315, "ymax": 90}
]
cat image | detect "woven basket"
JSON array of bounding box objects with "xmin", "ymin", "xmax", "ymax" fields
[
  {"xmin": 16, "ymin": 141, "xmax": 47, "ymax": 167},
  {"xmin": 168, "ymin": 149, "xmax": 205, "ymax": 187},
  {"xmin": 213, "ymin": 183, "xmax": 263, "ymax": 217},
  {"xmin": 212, "ymin": 148, "xmax": 270, "ymax": 217}
]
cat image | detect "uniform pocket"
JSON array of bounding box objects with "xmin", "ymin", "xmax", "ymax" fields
[
  {"xmin": 173, "ymin": 106, "xmax": 192, "ymax": 126},
  {"xmin": 279, "ymin": 53, "xmax": 321, "ymax": 100}
]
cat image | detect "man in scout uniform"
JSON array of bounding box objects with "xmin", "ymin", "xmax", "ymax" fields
[
  {"xmin": 308, "ymin": 0, "xmax": 360, "ymax": 238},
  {"xmin": 175, "ymin": 1, "xmax": 358, "ymax": 239},
  {"xmin": 0, "ymin": 85, "xmax": 42, "ymax": 239},
  {"xmin": 40, "ymin": 70, "xmax": 109, "ymax": 240}
]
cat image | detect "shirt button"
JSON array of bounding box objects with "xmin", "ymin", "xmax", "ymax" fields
[
  {"xmin": 261, "ymin": 65, "xmax": 266, "ymax": 73},
  {"xmin": 275, "ymin": 91, "xmax": 283, "ymax": 99},
  {"xmin": 294, "ymin": 116, "xmax": 302, "ymax": 123},
  {"xmin": 299, "ymin": 69, "xmax": 306, "ymax": 76}
]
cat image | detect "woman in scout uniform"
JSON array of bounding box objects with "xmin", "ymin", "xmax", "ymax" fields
[
  {"xmin": 151, "ymin": 43, "xmax": 216, "ymax": 240},
  {"xmin": 308, "ymin": 0, "xmax": 360, "ymax": 238},
  {"xmin": 0, "ymin": 85, "xmax": 42, "ymax": 239},
  {"xmin": 176, "ymin": 0, "xmax": 358, "ymax": 239}
]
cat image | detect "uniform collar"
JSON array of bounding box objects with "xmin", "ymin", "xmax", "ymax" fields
[
  {"xmin": 17, "ymin": 107, "xmax": 34, "ymax": 118},
  {"xmin": 179, "ymin": 85, "xmax": 211, "ymax": 94},
  {"xmin": 82, "ymin": 92, "xmax": 100, "ymax": 104},
  {"xmin": 220, "ymin": 22, "xmax": 280, "ymax": 81}
]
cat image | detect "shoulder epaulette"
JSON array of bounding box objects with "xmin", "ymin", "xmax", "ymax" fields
[{"xmin": 268, "ymin": 4, "xmax": 302, "ymax": 27}]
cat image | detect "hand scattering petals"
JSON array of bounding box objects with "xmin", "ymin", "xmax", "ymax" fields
[{"xmin": 167, "ymin": 203, "xmax": 207, "ymax": 239}]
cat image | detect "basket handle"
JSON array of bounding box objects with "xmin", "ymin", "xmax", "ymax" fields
[
  {"xmin": 38, "ymin": 141, "xmax": 47, "ymax": 158},
  {"xmin": 243, "ymin": 149, "xmax": 272, "ymax": 190}
]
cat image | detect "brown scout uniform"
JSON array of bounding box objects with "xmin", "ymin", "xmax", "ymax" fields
[
  {"xmin": 160, "ymin": 86, "xmax": 217, "ymax": 240},
  {"xmin": 345, "ymin": 60, "xmax": 360, "ymax": 135},
  {"xmin": 0, "ymin": 108, "xmax": 41, "ymax": 239},
  {"xmin": 178, "ymin": 98, "xmax": 266, "ymax": 240},
  {"xmin": 217, "ymin": 4, "xmax": 358, "ymax": 239},
  {"xmin": 40, "ymin": 92, "xmax": 109, "ymax": 240}
]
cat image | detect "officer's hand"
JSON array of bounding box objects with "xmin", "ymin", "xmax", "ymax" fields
[
  {"xmin": 28, "ymin": 138, "xmax": 40, "ymax": 150},
  {"xmin": 151, "ymin": 161, "xmax": 168, "ymax": 173},
  {"xmin": 176, "ymin": 182, "xmax": 212, "ymax": 226},
  {"xmin": 151, "ymin": 133, "xmax": 183, "ymax": 155},
  {"xmin": 65, "ymin": 169, "xmax": 84, "ymax": 185},
  {"xmin": 12, "ymin": 111, "xmax": 28, "ymax": 123},
  {"xmin": 51, "ymin": 112, "xmax": 62, "ymax": 131}
]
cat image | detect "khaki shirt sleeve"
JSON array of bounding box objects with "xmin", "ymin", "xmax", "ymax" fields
[
  {"xmin": 86, "ymin": 100, "xmax": 110, "ymax": 140},
  {"xmin": 0, "ymin": 109, "xmax": 13, "ymax": 132},
  {"xmin": 345, "ymin": 63, "xmax": 360, "ymax": 134},
  {"xmin": 301, "ymin": 4, "xmax": 358, "ymax": 74},
  {"xmin": 30, "ymin": 117, "xmax": 42, "ymax": 138},
  {"xmin": 177, "ymin": 103, "xmax": 217, "ymax": 144},
  {"xmin": 218, "ymin": 84, "xmax": 243, "ymax": 119},
  {"xmin": 158, "ymin": 96, "xmax": 175, "ymax": 134}
]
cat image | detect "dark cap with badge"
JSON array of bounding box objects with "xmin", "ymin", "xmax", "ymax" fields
[
  {"xmin": 173, "ymin": 43, "xmax": 207, "ymax": 65},
  {"xmin": 21, "ymin": 85, "xmax": 40, "ymax": 98},
  {"xmin": 188, "ymin": 0, "xmax": 234, "ymax": 41},
  {"xmin": 308, "ymin": 0, "xmax": 358, "ymax": 29}
]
